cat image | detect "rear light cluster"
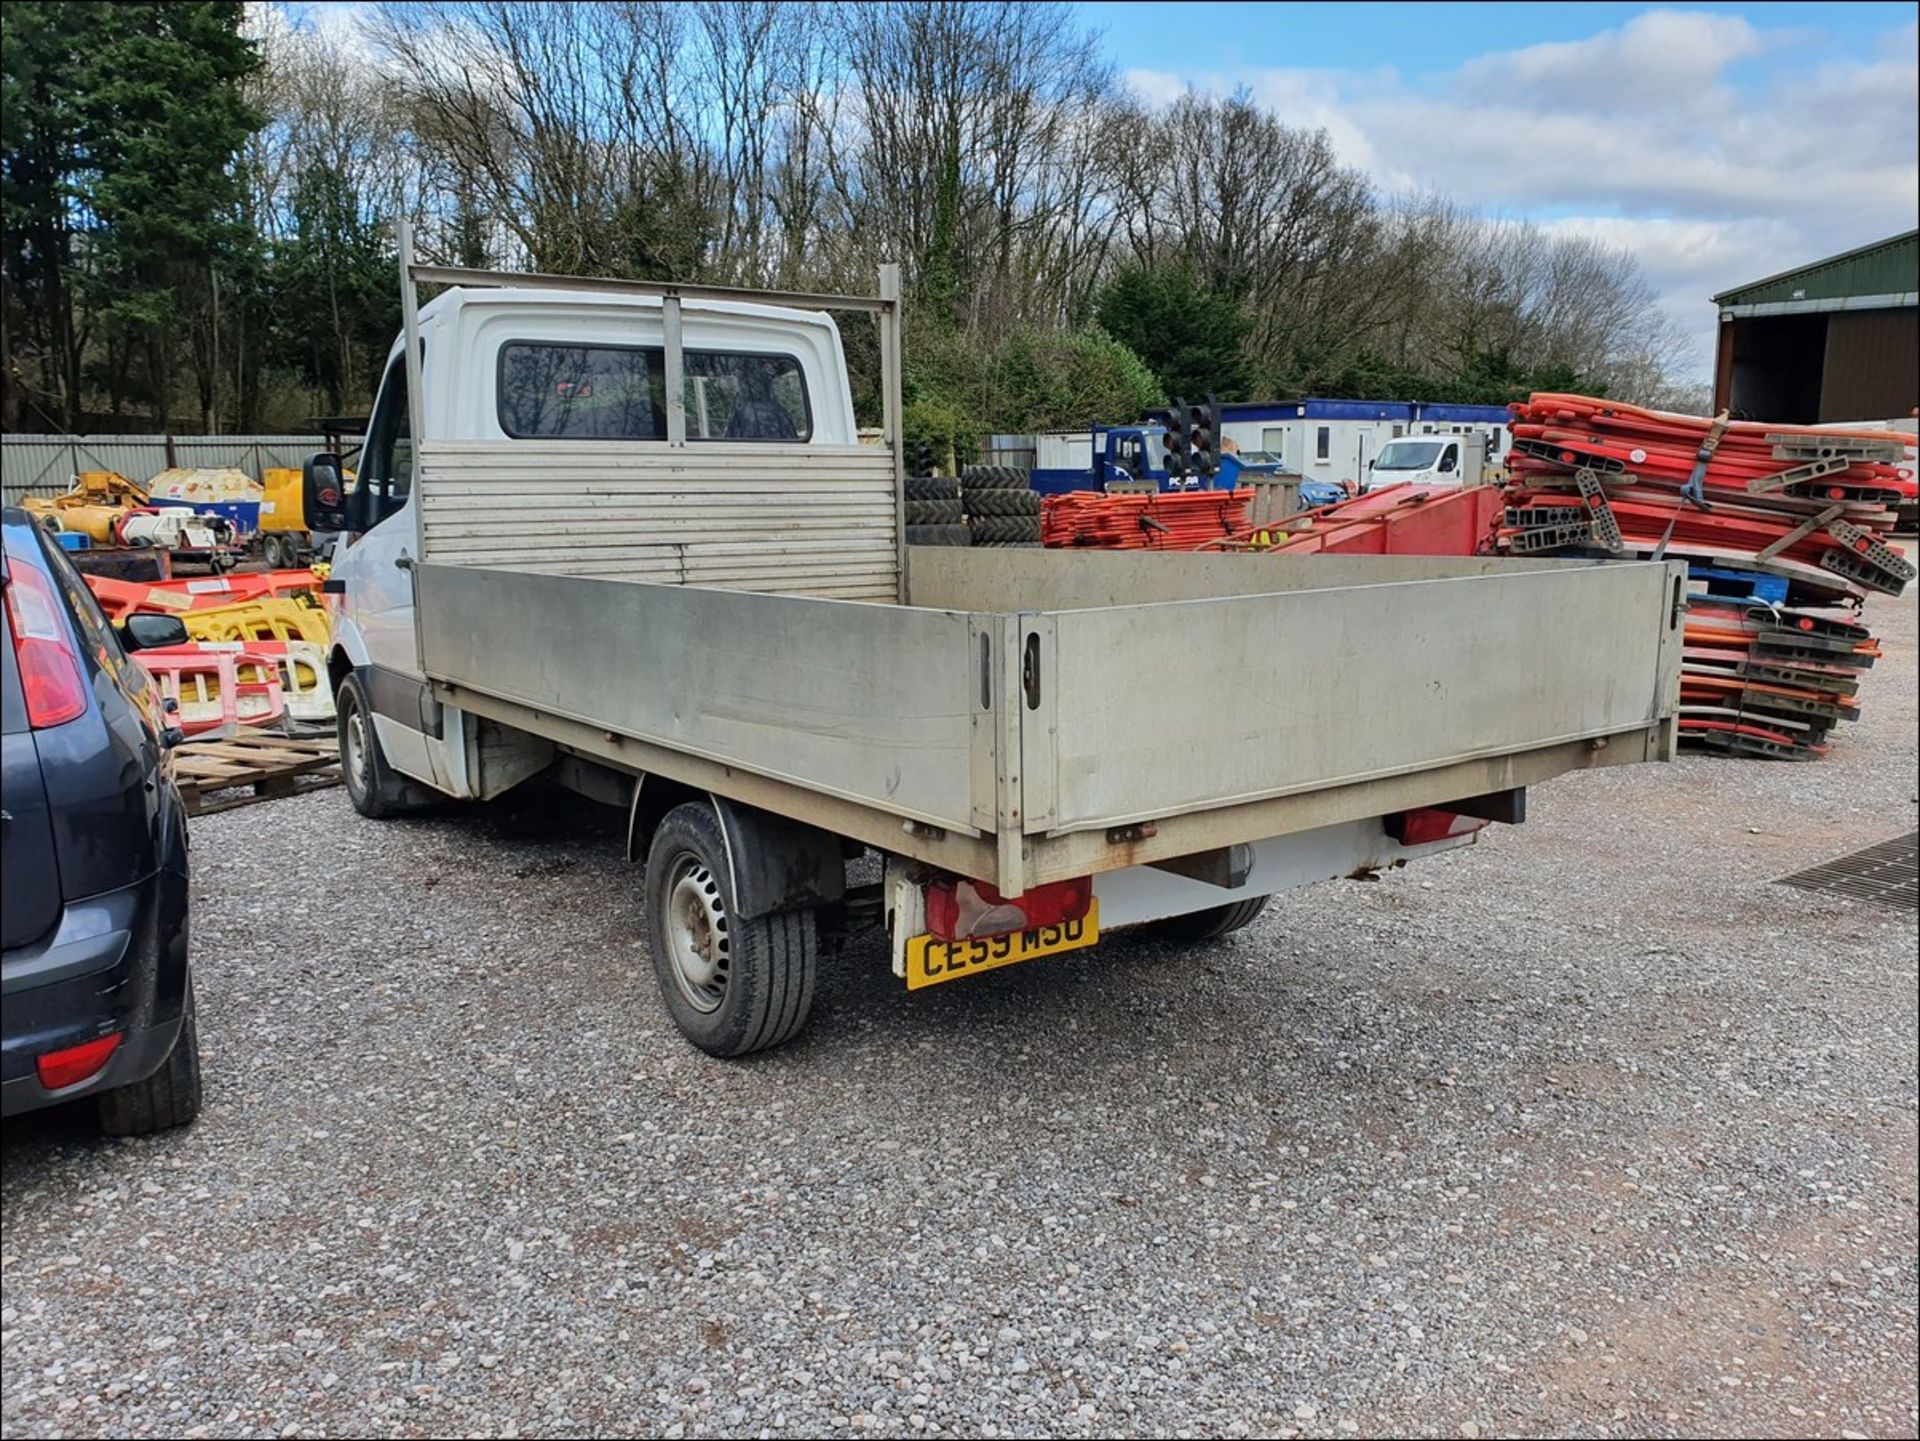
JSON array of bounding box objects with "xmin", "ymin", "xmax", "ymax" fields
[
  {"xmin": 925, "ymin": 874, "xmax": 1093, "ymax": 942},
  {"xmin": 3, "ymin": 559, "xmax": 88, "ymax": 728},
  {"xmin": 1386, "ymin": 808, "xmax": 1489, "ymax": 847},
  {"xmin": 36, "ymin": 1032, "xmax": 123, "ymax": 1091}
]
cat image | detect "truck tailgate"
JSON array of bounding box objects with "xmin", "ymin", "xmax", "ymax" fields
[{"xmin": 1018, "ymin": 559, "xmax": 1683, "ymax": 837}]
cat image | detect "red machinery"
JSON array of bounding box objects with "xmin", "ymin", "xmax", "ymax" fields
[{"xmin": 1203, "ymin": 483, "xmax": 1503, "ymax": 557}]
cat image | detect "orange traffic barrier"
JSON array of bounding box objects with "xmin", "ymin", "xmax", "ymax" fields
[
  {"xmin": 87, "ymin": 569, "xmax": 324, "ymax": 621},
  {"xmin": 1041, "ymin": 489, "xmax": 1251, "ymax": 550}
]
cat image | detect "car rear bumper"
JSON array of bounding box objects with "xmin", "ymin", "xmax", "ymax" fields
[{"xmin": 1, "ymin": 863, "xmax": 189, "ymax": 1118}]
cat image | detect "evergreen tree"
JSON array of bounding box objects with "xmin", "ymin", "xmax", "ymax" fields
[
  {"xmin": 1095, "ymin": 265, "xmax": 1251, "ymax": 405},
  {"xmin": 75, "ymin": 1, "xmax": 263, "ymax": 429}
]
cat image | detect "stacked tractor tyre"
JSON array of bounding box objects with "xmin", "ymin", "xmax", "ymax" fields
[
  {"xmin": 961, "ymin": 466, "xmax": 1041, "ymax": 547},
  {"xmin": 904, "ymin": 474, "xmax": 970, "ymax": 547}
]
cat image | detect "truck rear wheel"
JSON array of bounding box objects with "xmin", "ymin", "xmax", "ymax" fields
[
  {"xmin": 1149, "ymin": 896, "xmax": 1270, "ymax": 943},
  {"xmin": 645, "ymin": 802, "xmax": 817, "ymax": 1057}
]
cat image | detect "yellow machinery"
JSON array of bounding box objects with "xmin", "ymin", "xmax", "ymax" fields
[
  {"xmin": 21, "ymin": 471, "xmax": 149, "ymax": 542},
  {"xmin": 258, "ymin": 464, "xmax": 352, "ymax": 568},
  {"xmin": 258, "ymin": 467, "xmax": 308, "ymax": 569},
  {"xmin": 259, "ymin": 467, "xmax": 307, "ymax": 538}
]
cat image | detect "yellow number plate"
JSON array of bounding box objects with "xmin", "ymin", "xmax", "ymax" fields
[{"xmin": 904, "ymin": 902, "xmax": 1099, "ymax": 990}]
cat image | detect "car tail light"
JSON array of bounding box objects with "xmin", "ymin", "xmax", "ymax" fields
[
  {"xmin": 1386, "ymin": 808, "xmax": 1489, "ymax": 846},
  {"xmin": 36, "ymin": 1032, "xmax": 123, "ymax": 1091},
  {"xmin": 925, "ymin": 874, "xmax": 1093, "ymax": 942},
  {"xmin": 4, "ymin": 562, "xmax": 88, "ymax": 728}
]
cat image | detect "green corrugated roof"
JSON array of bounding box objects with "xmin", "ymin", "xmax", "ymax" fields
[{"xmin": 1713, "ymin": 230, "xmax": 1918, "ymax": 306}]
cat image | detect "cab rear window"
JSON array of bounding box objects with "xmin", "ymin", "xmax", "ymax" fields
[{"xmin": 497, "ymin": 342, "xmax": 811, "ymax": 442}]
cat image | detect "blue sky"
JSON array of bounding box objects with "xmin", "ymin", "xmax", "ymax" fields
[
  {"xmin": 1078, "ymin": 2, "xmax": 1907, "ymax": 77},
  {"xmin": 1076, "ymin": 2, "xmax": 1919, "ymax": 378}
]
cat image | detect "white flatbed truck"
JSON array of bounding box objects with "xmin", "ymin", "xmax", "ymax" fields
[{"xmin": 306, "ymin": 230, "xmax": 1685, "ymax": 1056}]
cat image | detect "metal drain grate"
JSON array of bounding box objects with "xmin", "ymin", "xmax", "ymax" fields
[{"xmin": 1777, "ymin": 831, "xmax": 1918, "ymax": 910}]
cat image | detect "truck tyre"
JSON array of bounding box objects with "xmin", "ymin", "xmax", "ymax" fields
[
  {"xmin": 336, "ymin": 671, "xmax": 426, "ymax": 819},
  {"xmin": 1149, "ymin": 896, "xmax": 1270, "ymax": 943},
  {"xmin": 904, "ymin": 498, "xmax": 963, "ymax": 525},
  {"xmin": 961, "ymin": 465, "xmax": 1028, "ymax": 491},
  {"xmin": 97, "ymin": 988, "xmax": 202, "ymax": 1135},
  {"xmin": 976, "ymin": 540, "xmax": 1043, "ymax": 548},
  {"xmin": 970, "ymin": 515, "xmax": 1042, "ymax": 543},
  {"xmin": 645, "ymin": 802, "xmax": 817, "ymax": 1057},
  {"xmin": 966, "ymin": 489, "xmax": 1039, "ymax": 517},
  {"xmin": 906, "ymin": 476, "xmax": 961, "ymax": 501},
  {"xmin": 905, "ymin": 523, "xmax": 971, "ymax": 547}
]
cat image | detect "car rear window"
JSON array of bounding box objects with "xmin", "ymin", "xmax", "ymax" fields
[{"xmin": 497, "ymin": 342, "xmax": 811, "ymax": 442}]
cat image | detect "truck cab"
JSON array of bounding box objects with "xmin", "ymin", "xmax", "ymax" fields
[
  {"xmin": 314, "ymin": 285, "xmax": 859, "ymax": 796},
  {"xmin": 1028, "ymin": 422, "xmax": 1251, "ymax": 496}
]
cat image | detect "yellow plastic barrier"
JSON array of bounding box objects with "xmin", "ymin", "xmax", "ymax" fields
[{"xmin": 179, "ymin": 595, "xmax": 332, "ymax": 647}]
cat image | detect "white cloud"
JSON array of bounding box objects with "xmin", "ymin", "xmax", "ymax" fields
[
  {"xmin": 1457, "ymin": 9, "xmax": 1766, "ymax": 115},
  {"xmin": 1127, "ymin": 9, "xmax": 1920, "ymax": 381},
  {"xmin": 1120, "ymin": 66, "xmax": 1187, "ymax": 109}
]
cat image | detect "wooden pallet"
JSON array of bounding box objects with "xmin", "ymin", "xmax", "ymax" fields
[{"xmin": 173, "ymin": 732, "xmax": 341, "ymax": 816}]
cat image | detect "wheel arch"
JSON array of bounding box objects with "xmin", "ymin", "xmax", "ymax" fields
[{"xmin": 629, "ymin": 782, "xmax": 845, "ymax": 920}]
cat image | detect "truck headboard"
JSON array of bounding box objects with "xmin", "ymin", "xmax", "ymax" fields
[{"xmin": 414, "ymin": 438, "xmax": 899, "ymax": 601}]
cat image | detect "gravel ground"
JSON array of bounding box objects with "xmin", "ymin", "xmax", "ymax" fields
[{"xmin": 4, "ymin": 587, "xmax": 1915, "ymax": 1441}]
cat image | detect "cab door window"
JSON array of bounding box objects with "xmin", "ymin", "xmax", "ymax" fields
[{"xmin": 361, "ymin": 353, "xmax": 416, "ymax": 523}]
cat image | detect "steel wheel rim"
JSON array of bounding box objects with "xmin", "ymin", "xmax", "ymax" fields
[
  {"xmin": 664, "ymin": 855, "xmax": 730, "ymax": 1013},
  {"xmin": 344, "ymin": 702, "xmax": 370, "ymax": 795}
]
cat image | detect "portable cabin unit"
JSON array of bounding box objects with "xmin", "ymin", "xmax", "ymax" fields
[{"xmin": 1217, "ymin": 399, "xmax": 1511, "ymax": 487}]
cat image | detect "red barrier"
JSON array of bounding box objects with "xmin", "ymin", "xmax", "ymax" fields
[
  {"xmin": 1041, "ymin": 490, "xmax": 1251, "ymax": 550},
  {"xmin": 86, "ymin": 569, "xmax": 324, "ymax": 621},
  {"xmin": 1500, "ymin": 390, "xmax": 1912, "ymax": 760}
]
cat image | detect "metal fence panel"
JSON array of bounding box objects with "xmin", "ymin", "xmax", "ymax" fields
[
  {"xmin": 978, "ymin": 432, "xmax": 1037, "ymax": 473},
  {"xmin": 2, "ymin": 434, "xmax": 323, "ymax": 506}
]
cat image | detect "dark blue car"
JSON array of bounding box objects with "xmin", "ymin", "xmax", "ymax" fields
[{"xmin": 2, "ymin": 507, "xmax": 200, "ymax": 1133}]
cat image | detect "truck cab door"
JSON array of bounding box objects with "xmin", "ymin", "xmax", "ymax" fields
[{"xmin": 336, "ymin": 350, "xmax": 438, "ymax": 784}]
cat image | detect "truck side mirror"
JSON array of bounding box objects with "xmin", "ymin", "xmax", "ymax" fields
[
  {"xmin": 303, "ymin": 452, "xmax": 356, "ymax": 533},
  {"xmin": 118, "ymin": 612, "xmax": 189, "ymax": 652}
]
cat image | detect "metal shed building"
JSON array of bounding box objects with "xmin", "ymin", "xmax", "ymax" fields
[{"xmin": 1712, "ymin": 230, "xmax": 1918, "ymax": 423}]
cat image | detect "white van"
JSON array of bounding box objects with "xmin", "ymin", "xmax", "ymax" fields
[{"xmin": 1362, "ymin": 431, "xmax": 1489, "ymax": 492}]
